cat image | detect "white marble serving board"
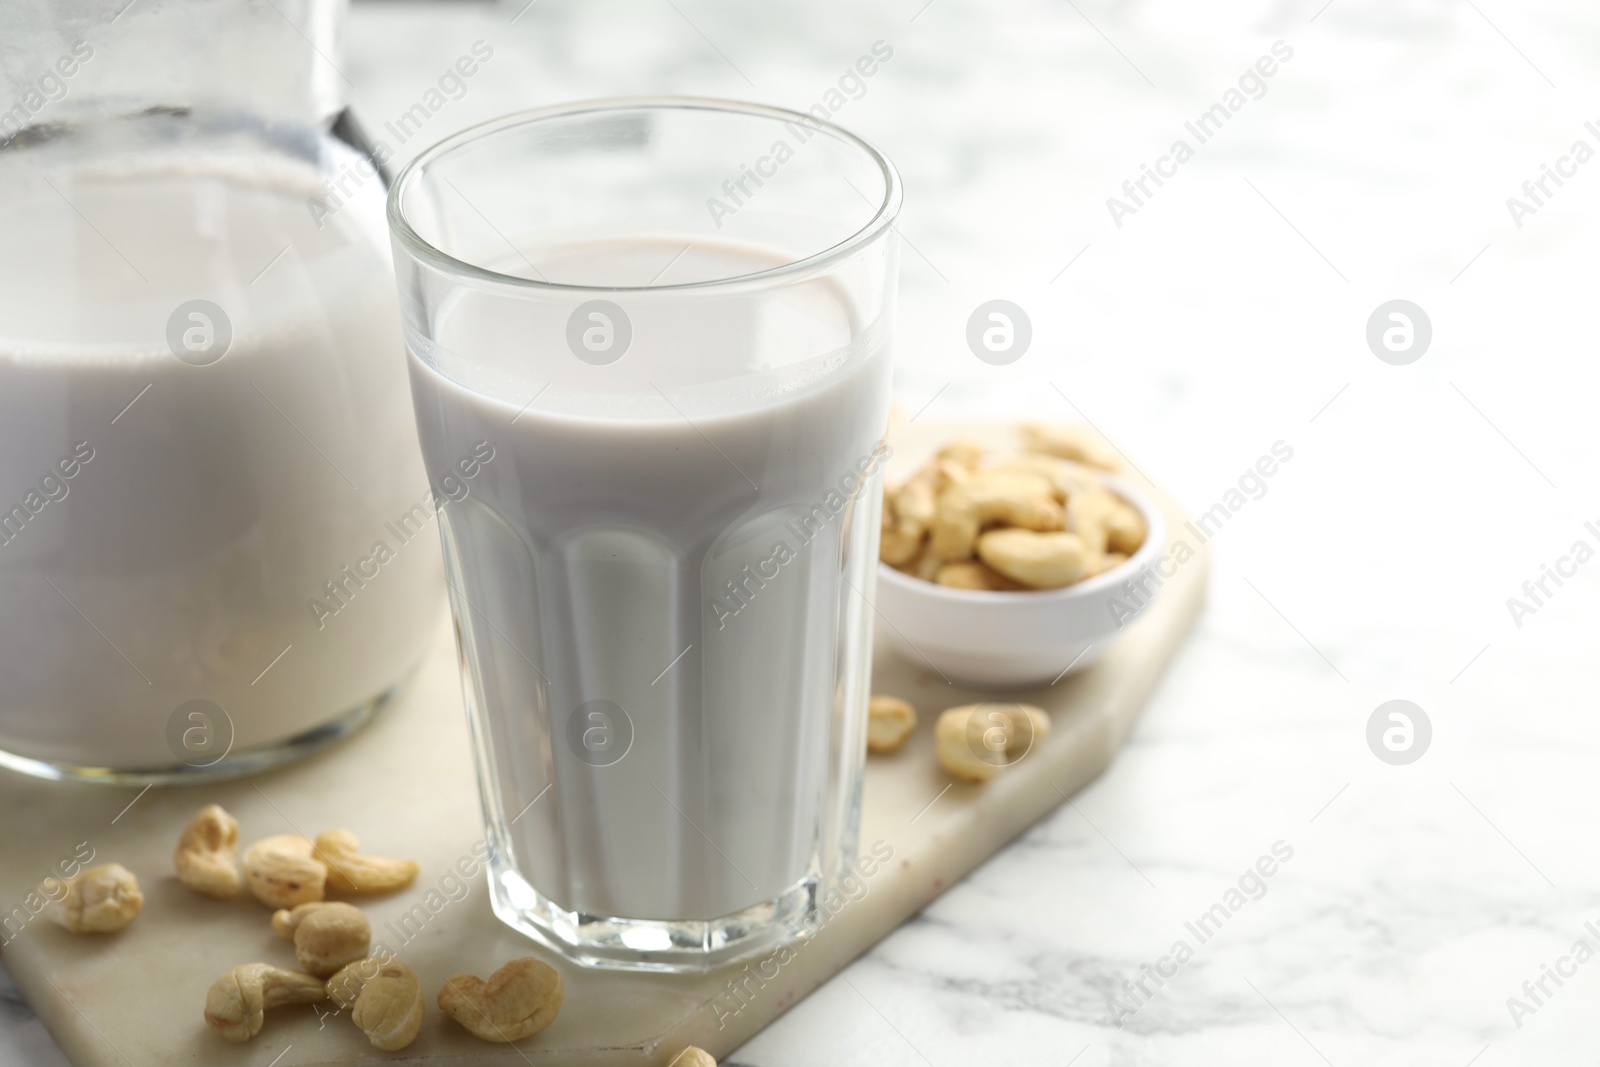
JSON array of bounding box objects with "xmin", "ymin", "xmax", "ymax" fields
[{"xmin": 0, "ymin": 421, "xmax": 1206, "ymax": 1066}]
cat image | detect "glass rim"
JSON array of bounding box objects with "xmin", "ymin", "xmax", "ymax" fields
[{"xmin": 386, "ymin": 96, "xmax": 903, "ymax": 294}]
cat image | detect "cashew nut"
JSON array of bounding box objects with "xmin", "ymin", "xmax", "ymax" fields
[
  {"xmin": 204, "ymin": 963, "xmax": 326, "ymax": 1042},
  {"xmin": 895, "ymin": 546, "xmax": 943, "ymax": 582},
  {"xmin": 1018, "ymin": 422, "xmax": 1119, "ymax": 471},
  {"xmin": 934, "ymin": 560, "xmax": 1026, "ymax": 591},
  {"xmin": 879, "ymin": 520, "xmax": 926, "ymax": 566},
  {"xmin": 242, "ymin": 834, "xmax": 327, "ymax": 909},
  {"xmin": 893, "ymin": 477, "xmax": 938, "ymax": 531},
  {"xmin": 866, "ymin": 695, "xmax": 917, "ymax": 753},
  {"xmin": 934, "ymin": 703, "xmax": 1051, "ymax": 783},
  {"xmin": 1064, "ymin": 488, "xmax": 1119, "ymax": 555},
  {"xmin": 326, "ymin": 958, "xmax": 425, "ymax": 1051},
  {"xmin": 929, "ymin": 470, "xmax": 1064, "ymax": 561},
  {"xmin": 668, "ymin": 1049, "xmax": 718, "ymax": 1067},
  {"xmin": 174, "ymin": 804, "xmax": 241, "ymax": 899},
  {"xmin": 988, "ymin": 453, "xmax": 1106, "ymax": 503},
  {"xmin": 1085, "ymin": 551, "xmax": 1130, "ymax": 578},
  {"xmin": 272, "ymin": 901, "xmax": 371, "ymax": 978},
  {"xmin": 40, "ymin": 863, "xmax": 143, "ymax": 934},
  {"xmin": 437, "ymin": 957, "xmax": 563, "ymax": 1042},
  {"xmin": 314, "ymin": 830, "xmax": 419, "ymax": 894},
  {"xmin": 977, "ymin": 529, "xmax": 1089, "ymax": 589},
  {"xmin": 881, "ymin": 466, "xmax": 956, "ymax": 567},
  {"xmin": 1104, "ymin": 499, "xmax": 1146, "ymax": 555},
  {"xmin": 936, "ymin": 437, "xmax": 987, "ymax": 470}
]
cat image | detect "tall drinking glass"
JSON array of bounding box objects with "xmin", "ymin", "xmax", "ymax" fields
[{"xmin": 388, "ymin": 99, "xmax": 900, "ymax": 971}]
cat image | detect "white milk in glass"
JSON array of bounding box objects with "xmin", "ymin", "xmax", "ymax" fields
[
  {"xmin": 0, "ymin": 156, "xmax": 442, "ymax": 770},
  {"xmin": 407, "ymin": 238, "xmax": 890, "ymax": 922}
]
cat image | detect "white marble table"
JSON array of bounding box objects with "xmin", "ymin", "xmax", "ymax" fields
[{"xmin": 9, "ymin": 0, "xmax": 1600, "ymax": 1062}]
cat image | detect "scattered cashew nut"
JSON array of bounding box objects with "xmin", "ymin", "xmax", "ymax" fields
[
  {"xmin": 867, "ymin": 695, "xmax": 917, "ymax": 754},
  {"xmin": 977, "ymin": 529, "xmax": 1089, "ymax": 589},
  {"xmin": 204, "ymin": 963, "xmax": 326, "ymax": 1042},
  {"xmin": 327, "ymin": 958, "xmax": 425, "ymax": 1051},
  {"xmin": 242, "ymin": 834, "xmax": 327, "ymax": 909},
  {"xmin": 272, "ymin": 901, "xmax": 371, "ymax": 978},
  {"xmin": 935, "ymin": 703, "xmax": 1051, "ymax": 783},
  {"xmin": 40, "ymin": 863, "xmax": 143, "ymax": 934},
  {"xmin": 437, "ymin": 957, "xmax": 564, "ymax": 1042},
  {"xmin": 314, "ymin": 830, "xmax": 419, "ymax": 894},
  {"xmin": 174, "ymin": 804, "xmax": 242, "ymax": 899}
]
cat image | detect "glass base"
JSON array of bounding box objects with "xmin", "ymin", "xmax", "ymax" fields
[
  {"xmin": 487, "ymin": 862, "xmax": 823, "ymax": 974},
  {"xmin": 0, "ymin": 682, "xmax": 403, "ymax": 786}
]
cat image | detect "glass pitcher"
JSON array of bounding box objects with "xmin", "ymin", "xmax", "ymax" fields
[{"xmin": 0, "ymin": 0, "xmax": 443, "ymax": 781}]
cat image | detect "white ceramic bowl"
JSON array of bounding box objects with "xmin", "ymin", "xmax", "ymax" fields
[{"xmin": 873, "ymin": 473, "xmax": 1168, "ymax": 690}]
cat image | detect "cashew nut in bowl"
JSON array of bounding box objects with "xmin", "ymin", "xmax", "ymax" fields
[
  {"xmin": 934, "ymin": 560, "xmax": 1025, "ymax": 591},
  {"xmin": 272, "ymin": 901, "xmax": 371, "ymax": 978},
  {"xmin": 878, "ymin": 519, "xmax": 926, "ymax": 567},
  {"xmin": 1085, "ymin": 551, "xmax": 1130, "ymax": 578},
  {"xmin": 40, "ymin": 863, "xmax": 143, "ymax": 934},
  {"xmin": 242, "ymin": 834, "xmax": 327, "ymax": 909},
  {"xmin": 174, "ymin": 804, "xmax": 241, "ymax": 899},
  {"xmin": 987, "ymin": 453, "xmax": 1104, "ymax": 503},
  {"xmin": 976, "ymin": 529, "xmax": 1089, "ymax": 589},
  {"xmin": 935, "ymin": 436, "xmax": 987, "ymax": 470},
  {"xmin": 929, "ymin": 470, "xmax": 1064, "ymax": 560},
  {"xmin": 326, "ymin": 958, "xmax": 425, "ymax": 1051},
  {"xmin": 437, "ymin": 957, "xmax": 564, "ymax": 1042},
  {"xmin": 1104, "ymin": 499, "xmax": 1146, "ymax": 555},
  {"xmin": 866, "ymin": 695, "xmax": 917, "ymax": 753},
  {"xmin": 314, "ymin": 830, "xmax": 419, "ymax": 894},
  {"xmin": 896, "ymin": 547, "xmax": 942, "ymax": 582},
  {"xmin": 1018, "ymin": 422, "xmax": 1119, "ymax": 471},
  {"xmin": 204, "ymin": 963, "xmax": 326, "ymax": 1042},
  {"xmin": 893, "ymin": 476, "xmax": 938, "ymax": 531}
]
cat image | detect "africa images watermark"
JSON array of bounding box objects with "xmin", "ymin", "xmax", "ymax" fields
[
  {"xmin": 1504, "ymin": 917, "xmax": 1600, "ymax": 1030},
  {"xmin": 707, "ymin": 839, "xmax": 896, "ymax": 1029},
  {"xmin": 1504, "ymin": 118, "xmax": 1600, "ymax": 230},
  {"xmin": 1110, "ymin": 840, "xmax": 1295, "ymax": 1026},
  {"xmin": 306, "ymin": 441, "xmax": 495, "ymax": 629},
  {"xmin": 1, "ymin": 842, "xmax": 97, "ymax": 945},
  {"xmin": 0, "ymin": 441, "xmax": 97, "ymax": 549},
  {"xmin": 705, "ymin": 40, "xmax": 895, "ymax": 229},
  {"xmin": 1503, "ymin": 517, "xmax": 1600, "ymax": 629},
  {"xmin": 1106, "ymin": 40, "xmax": 1295, "ymax": 229},
  {"xmin": 1108, "ymin": 440, "xmax": 1295, "ymax": 628},
  {"xmin": 308, "ymin": 40, "xmax": 496, "ymax": 229},
  {"xmin": 0, "ymin": 40, "xmax": 95, "ymax": 147},
  {"xmin": 316, "ymin": 838, "xmax": 494, "ymax": 1030},
  {"xmin": 707, "ymin": 439, "xmax": 893, "ymax": 630}
]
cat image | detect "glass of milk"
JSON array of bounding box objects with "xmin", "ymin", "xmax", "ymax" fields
[
  {"xmin": 389, "ymin": 99, "xmax": 901, "ymax": 971},
  {"xmin": 0, "ymin": 0, "xmax": 443, "ymax": 780}
]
